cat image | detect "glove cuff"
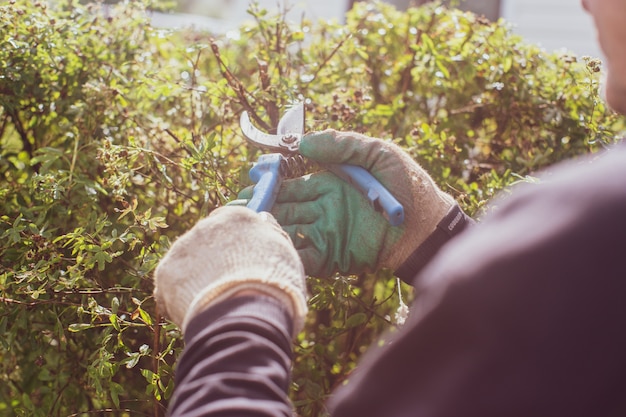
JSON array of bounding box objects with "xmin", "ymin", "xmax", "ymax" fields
[
  {"xmin": 182, "ymin": 267, "xmax": 308, "ymax": 336},
  {"xmin": 395, "ymin": 204, "xmax": 472, "ymax": 283}
]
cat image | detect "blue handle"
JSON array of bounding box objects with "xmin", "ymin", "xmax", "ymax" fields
[
  {"xmin": 247, "ymin": 154, "xmax": 283, "ymax": 213},
  {"xmin": 246, "ymin": 155, "xmax": 405, "ymax": 226},
  {"xmin": 327, "ymin": 164, "xmax": 405, "ymax": 226}
]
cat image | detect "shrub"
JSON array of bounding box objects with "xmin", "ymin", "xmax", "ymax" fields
[{"xmin": 0, "ymin": 0, "xmax": 622, "ymax": 415}]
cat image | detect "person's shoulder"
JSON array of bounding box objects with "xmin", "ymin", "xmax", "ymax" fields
[
  {"xmin": 539, "ymin": 141, "xmax": 626, "ymax": 209},
  {"xmin": 416, "ymin": 141, "xmax": 626, "ymax": 288},
  {"xmin": 498, "ymin": 141, "xmax": 626, "ymax": 215},
  {"xmin": 548, "ymin": 140, "xmax": 626, "ymax": 187},
  {"xmin": 453, "ymin": 140, "xmax": 626, "ymax": 262}
]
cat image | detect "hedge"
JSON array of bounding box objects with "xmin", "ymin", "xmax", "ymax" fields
[{"xmin": 0, "ymin": 1, "xmax": 622, "ymax": 415}]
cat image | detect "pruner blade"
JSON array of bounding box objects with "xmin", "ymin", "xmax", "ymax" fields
[{"xmin": 240, "ymin": 103, "xmax": 305, "ymax": 154}]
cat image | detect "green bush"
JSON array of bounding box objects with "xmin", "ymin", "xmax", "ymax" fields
[{"xmin": 0, "ymin": 0, "xmax": 622, "ymax": 415}]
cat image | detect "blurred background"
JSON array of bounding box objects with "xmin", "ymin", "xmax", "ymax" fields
[{"xmin": 152, "ymin": 0, "xmax": 601, "ymax": 59}]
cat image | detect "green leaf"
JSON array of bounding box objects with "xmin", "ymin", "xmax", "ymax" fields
[
  {"xmin": 355, "ymin": 48, "xmax": 369, "ymax": 60},
  {"xmin": 345, "ymin": 312, "xmax": 367, "ymax": 328},
  {"xmin": 503, "ymin": 54, "xmax": 513, "ymax": 72},
  {"xmin": 290, "ymin": 31, "xmax": 305, "ymax": 42},
  {"xmin": 435, "ymin": 60, "xmax": 450, "ymax": 79},
  {"xmin": 109, "ymin": 314, "xmax": 120, "ymax": 331},
  {"xmin": 421, "ymin": 33, "xmax": 436, "ymax": 54},
  {"xmin": 124, "ymin": 354, "xmax": 140, "ymax": 369},
  {"xmin": 111, "ymin": 297, "xmax": 120, "ymax": 315},
  {"xmin": 141, "ymin": 368, "xmax": 156, "ymax": 383},
  {"xmin": 110, "ymin": 382, "xmax": 123, "ymax": 408},
  {"xmin": 139, "ymin": 308, "xmax": 153, "ymax": 326},
  {"xmin": 68, "ymin": 323, "xmax": 93, "ymax": 332},
  {"xmin": 94, "ymin": 251, "xmax": 113, "ymax": 271}
]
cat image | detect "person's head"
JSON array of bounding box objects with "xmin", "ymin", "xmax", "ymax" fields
[{"xmin": 582, "ymin": 0, "xmax": 626, "ymax": 114}]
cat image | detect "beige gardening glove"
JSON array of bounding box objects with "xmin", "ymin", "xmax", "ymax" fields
[
  {"xmin": 154, "ymin": 206, "xmax": 308, "ymax": 334},
  {"xmin": 235, "ymin": 130, "xmax": 467, "ymax": 280}
]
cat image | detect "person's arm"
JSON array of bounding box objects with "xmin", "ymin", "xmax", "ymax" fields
[
  {"xmin": 153, "ymin": 207, "xmax": 308, "ymax": 416},
  {"xmin": 168, "ymin": 295, "xmax": 294, "ymax": 417}
]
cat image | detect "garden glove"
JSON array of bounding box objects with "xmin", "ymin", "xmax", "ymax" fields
[
  {"xmin": 154, "ymin": 206, "xmax": 308, "ymax": 335},
  {"xmin": 234, "ymin": 130, "xmax": 467, "ymax": 280}
]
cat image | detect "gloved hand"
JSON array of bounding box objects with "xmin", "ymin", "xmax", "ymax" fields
[
  {"xmin": 154, "ymin": 206, "xmax": 308, "ymax": 335},
  {"xmin": 233, "ymin": 130, "xmax": 456, "ymax": 278}
]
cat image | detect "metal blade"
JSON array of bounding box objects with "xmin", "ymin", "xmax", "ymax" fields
[
  {"xmin": 240, "ymin": 104, "xmax": 304, "ymax": 154},
  {"xmin": 277, "ymin": 102, "xmax": 305, "ymax": 136},
  {"xmin": 240, "ymin": 111, "xmax": 285, "ymax": 152}
]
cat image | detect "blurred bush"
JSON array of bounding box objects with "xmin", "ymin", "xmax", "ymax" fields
[{"xmin": 0, "ymin": 0, "xmax": 622, "ymax": 415}]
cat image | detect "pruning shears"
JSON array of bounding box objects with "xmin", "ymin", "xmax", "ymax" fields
[{"xmin": 239, "ymin": 103, "xmax": 405, "ymax": 226}]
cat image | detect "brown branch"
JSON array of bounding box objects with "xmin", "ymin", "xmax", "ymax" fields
[
  {"xmin": 7, "ymin": 109, "xmax": 33, "ymax": 157},
  {"xmin": 303, "ymin": 32, "xmax": 353, "ymax": 89},
  {"xmin": 56, "ymin": 287, "xmax": 138, "ymax": 295},
  {"xmin": 0, "ymin": 111, "xmax": 9, "ymax": 140},
  {"xmin": 392, "ymin": 11, "xmax": 440, "ymax": 135},
  {"xmin": 0, "ymin": 296, "xmax": 40, "ymax": 306},
  {"xmin": 67, "ymin": 408, "xmax": 152, "ymax": 416},
  {"xmin": 153, "ymin": 300, "xmax": 163, "ymax": 417},
  {"xmin": 164, "ymin": 128, "xmax": 197, "ymax": 160},
  {"xmin": 164, "ymin": 128, "xmax": 182, "ymax": 144},
  {"xmin": 49, "ymin": 376, "xmax": 73, "ymax": 416},
  {"xmin": 398, "ymin": 13, "xmax": 425, "ymax": 96},
  {"xmin": 209, "ymin": 39, "xmax": 271, "ymax": 132},
  {"xmin": 256, "ymin": 58, "xmax": 279, "ymax": 131}
]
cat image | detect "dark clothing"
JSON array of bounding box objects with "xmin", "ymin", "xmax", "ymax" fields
[
  {"xmin": 170, "ymin": 296, "xmax": 294, "ymax": 416},
  {"xmin": 170, "ymin": 142, "xmax": 626, "ymax": 417},
  {"xmin": 395, "ymin": 203, "xmax": 473, "ymax": 282}
]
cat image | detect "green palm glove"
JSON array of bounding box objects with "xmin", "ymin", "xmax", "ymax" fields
[{"xmin": 234, "ymin": 129, "xmax": 456, "ymax": 279}]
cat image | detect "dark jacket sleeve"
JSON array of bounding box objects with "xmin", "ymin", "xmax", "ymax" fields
[
  {"xmin": 168, "ymin": 295, "xmax": 294, "ymax": 417},
  {"xmin": 395, "ymin": 204, "xmax": 473, "ymax": 282},
  {"xmin": 329, "ymin": 143, "xmax": 626, "ymax": 417}
]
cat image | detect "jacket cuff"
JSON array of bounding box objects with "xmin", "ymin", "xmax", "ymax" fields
[
  {"xmin": 184, "ymin": 295, "xmax": 294, "ymax": 343},
  {"xmin": 395, "ymin": 204, "xmax": 472, "ymax": 283}
]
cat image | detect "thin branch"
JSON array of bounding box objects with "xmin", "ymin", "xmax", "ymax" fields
[
  {"xmin": 164, "ymin": 128, "xmax": 196, "ymax": 160},
  {"xmin": 303, "ymin": 32, "xmax": 353, "ymax": 89},
  {"xmin": 209, "ymin": 39, "xmax": 271, "ymax": 132},
  {"xmin": 0, "ymin": 111, "xmax": 9, "ymax": 140},
  {"xmin": 153, "ymin": 300, "xmax": 162, "ymax": 417},
  {"xmin": 0, "ymin": 296, "xmax": 50, "ymax": 307},
  {"xmin": 67, "ymin": 407, "xmax": 152, "ymax": 416},
  {"xmin": 7, "ymin": 108, "xmax": 33, "ymax": 157},
  {"xmin": 49, "ymin": 376, "xmax": 73, "ymax": 416}
]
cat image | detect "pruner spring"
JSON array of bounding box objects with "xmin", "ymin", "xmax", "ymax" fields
[
  {"xmin": 244, "ymin": 153, "xmax": 311, "ymax": 213},
  {"xmin": 279, "ymin": 154, "xmax": 310, "ymax": 178}
]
